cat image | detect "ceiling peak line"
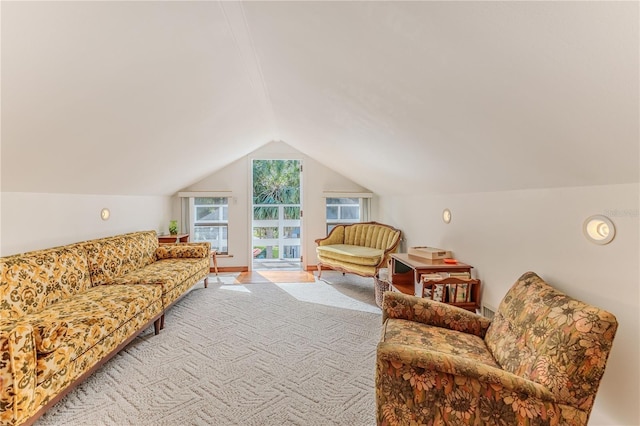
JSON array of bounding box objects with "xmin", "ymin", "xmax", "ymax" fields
[{"xmin": 218, "ymin": 1, "xmax": 280, "ymax": 140}]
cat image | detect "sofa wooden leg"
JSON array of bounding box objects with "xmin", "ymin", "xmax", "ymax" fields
[
  {"xmin": 153, "ymin": 317, "xmax": 162, "ymax": 335},
  {"xmin": 317, "ymin": 264, "xmax": 322, "ymax": 278},
  {"xmin": 160, "ymin": 314, "xmax": 165, "ymax": 330},
  {"xmin": 204, "ymin": 277, "xmax": 209, "ymax": 288}
]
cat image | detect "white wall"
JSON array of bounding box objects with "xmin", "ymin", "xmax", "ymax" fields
[
  {"xmin": 378, "ymin": 183, "xmax": 639, "ymax": 426},
  {"xmin": 0, "ymin": 192, "xmax": 172, "ymax": 256},
  {"xmin": 174, "ymin": 141, "xmax": 369, "ymax": 269}
]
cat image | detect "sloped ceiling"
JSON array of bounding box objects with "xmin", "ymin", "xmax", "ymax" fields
[{"xmin": 1, "ymin": 1, "xmax": 638, "ymax": 196}]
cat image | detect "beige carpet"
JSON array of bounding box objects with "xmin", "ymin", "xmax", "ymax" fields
[{"xmin": 36, "ymin": 272, "xmax": 380, "ymax": 426}]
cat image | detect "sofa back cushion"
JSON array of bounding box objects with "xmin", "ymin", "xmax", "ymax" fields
[
  {"xmin": 0, "ymin": 244, "xmax": 92, "ymax": 319},
  {"xmin": 484, "ymin": 271, "xmax": 618, "ymax": 410},
  {"xmin": 82, "ymin": 231, "xmax": 158, "ymax": 286},
  {"xmin": 343, "ymin": 222, "xmax": 401, "ymax": 251}
]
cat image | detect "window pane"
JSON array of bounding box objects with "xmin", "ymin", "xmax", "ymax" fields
[
  {"xmin": 283, "ymin": 227, "xmax": 300, "ymax": 238},
  {"xmin": 253, "ymin": 227, "xmax": 279, "ymax": 238},
  {"xmin": 194, "ymin": 225, "xmax": 228, "ymax": 254},
  {"xmin": 283, "ymin": 245, "xmax": 300, "ymax": 259},
  {"xmin": 254, "ymin": 206, "xmax": 278, "ymax": 220},
  {"xmin": 326, "ymin": 197, "xmax": 362, "ymax": 230},
  {"xmin": 196, "ymin": 206, "xmax": 222, "ymax": 222},
  {"xmin": 284, "ymin": 206, "xmax": 300, "ymax": 220},
  {"xmin": 193, "ymin": 197, "xmax": 228, "ymax": 254},
  {"xmin": 340, "ymin": 206, "xmax": 360, "ymax": 221},
  {"xmin": 195, "ymin": 197, "xmax": 226, "ymax": 205},
  {"xmin": 327, "ymin": 197, "xmax": 358, "ymax": 204},
  {"xmin": 326, "ymin": 206, "xmax": 338, "ymax": 220},
  {"xmin": 253, "ymin": 245, "xmax": 279, "ymax": 259}
]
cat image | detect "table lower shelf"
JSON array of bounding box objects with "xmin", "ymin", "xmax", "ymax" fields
[
  {"xmin": 389, "ymin": 281, "xmax": 414, "ymax": 296},
  {"xmin": 389, "ymin": 279, "xmax": 480, "ymax": 312}
]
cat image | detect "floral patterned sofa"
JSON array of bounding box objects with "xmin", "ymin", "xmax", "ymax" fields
[
  {"xmin": 0, "ymin": 231, "xmax": 210, "ymax": 426},
  {"xmin": 315, "ymin": 221, "xmax": 402, "ymax": 278},
  {"xmin": 376, "ymin": 271, "xmax": 618, "ymax": 426}
]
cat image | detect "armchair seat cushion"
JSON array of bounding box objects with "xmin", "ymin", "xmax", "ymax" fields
[
  {"xmin": 382, "ymin": 318, "xmax": 500, "ymax": 368},
  {"xmin": 316, "ymin": 244, "xmax": 384, "ymax": 266}
]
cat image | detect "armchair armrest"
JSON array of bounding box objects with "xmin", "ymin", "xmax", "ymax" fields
[
  {"xmin": 315, "ymin": 226, "xmax": 344, "ymax": 246},
  {"xmin": 0, "ymin": 321, "xmax": 37, "ymax": 425},
  {"xmin": 381, "ymin": 291, "xmax": 491, "ymax": 338},
  {"xmin": 377, "ymin": 342, "xmax": 557, "ymax": 403},
  {"xmin": 155, "ymin": 242, "xmax": 211, "ymax": 260}
]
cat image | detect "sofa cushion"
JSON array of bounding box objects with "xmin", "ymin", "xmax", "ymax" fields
[
  {"xmin": 316, "ymin": 244, "xmax": 384, "ymax": 266},
  {"xmin": 0, "ymin": 244, "xmax": 93, "ymax": 319},
  {"xmin": 108, "ymin": 258, "xmax": 209, "ymax": 305},
  {"xmin": 382, "ymin": 318, "xmax": 500, "ymax": 368},
  {"xmin": 156, "ymin": 243, "xmax": 210, "ymax": 260},
  {"xmin": 82, "ymin": 231, "xmax": 158, "ymax": 286},
  {"xmin": 28, "ymin": 283, "xmax": 162, "ymax": 368}
]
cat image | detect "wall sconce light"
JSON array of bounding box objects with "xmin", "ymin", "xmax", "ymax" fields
[
  {"xmin": 442, "ymin": 208, "xmax": 452, "ymax": 224},
  {"xmin": 100, "ymin": 208, "xmax": 111, "ymax": 221},
  {"xmin": 583, "ymin": 215, "xmax": 615, "ymax": 245}
]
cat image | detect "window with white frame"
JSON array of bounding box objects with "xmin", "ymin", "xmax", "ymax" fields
[
  {"xmin": 325, "ymin": 196, "xmax": 370, "ymax": 234},
  {"xmin": 192, "ymin": 197, "xmax": 228, "ymax": 254}
]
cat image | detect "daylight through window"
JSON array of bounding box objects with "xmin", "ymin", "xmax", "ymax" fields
[
  {"xmin": 326, "ymin": 197, "xmax": 362, "ymax": 233},
  {"xmin": 192, "ymin": 197, "xmax": 228, "ymax": 254}
]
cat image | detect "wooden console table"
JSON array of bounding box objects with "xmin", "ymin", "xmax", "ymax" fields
[
  {"xmin": 389, "ymin": 253, "xmax": 473, "ymax": 296},
  {"xmin": 158, "ymin": 233, "xmax": 189, "ymax": 243}
]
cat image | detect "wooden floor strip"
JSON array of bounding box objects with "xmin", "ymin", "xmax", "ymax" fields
[{"xmin": 234, "ymin": 271, "xmax": 316, "ymax": 284}]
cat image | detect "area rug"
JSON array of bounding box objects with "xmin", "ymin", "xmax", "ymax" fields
[
  {"xmin": 36, "ymin": 272, "xmax": 380, "ymax": 426},
  {"xmin": 234, "ymin": 270, "xmax": 316, "ymax": 284}
]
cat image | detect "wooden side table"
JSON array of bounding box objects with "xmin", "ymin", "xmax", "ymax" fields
[
  {"xmin": 211, "ymin": 250, "xmax": 218, "ymax": 275},
  {"xmin": 158, "ymin": 233, "xmax": 189, "ymax": 243},
  {"xmin": 389, "ymin": 253, "xmax": 473, "ymax": 297}
]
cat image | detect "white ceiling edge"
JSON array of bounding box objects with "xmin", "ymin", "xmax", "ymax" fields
[{"xmin": 1, "ymin": 1, "xmax": 638, "ymax": 198}]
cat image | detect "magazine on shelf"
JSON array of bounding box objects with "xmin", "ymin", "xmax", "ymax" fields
[
  {"xmin": 448, "ymin": 283, "xmax": 469, "ymax": 302},
  {"xmin": 448, "ymin": 272, "xmax": 471, "ymax": 279}
]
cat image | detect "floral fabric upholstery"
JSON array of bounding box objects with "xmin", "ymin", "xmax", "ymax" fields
[
  {"xmin": 0, "ymin": 230, "xmax": 210, "ymax": 426},
  {"xmin": 0, "ymin": 321, "xmax": 36, "ymax": 426},
  {"xmin": 484, "ymin": 272, "xmax": 618, "ymax": 417},
  {"xmin": 30, "ymin": 284, "xmax": 162, "ymax": 413},
  {"xmin": 156, "ymin": 243, "xmax": 210, "ymax": 260},
  {"xmin": 81, "ymin": 231, "xmax": 158, "ymax": 286},
  {"xmin": 376, "ymin": 272, "xmax": 618, "ymax": 426},
  {"xmin": 0, "ymin": 244, "xmax": 93, "ymax": 319},
  {"xmin": 108, "ymin": 257, "xmax": 210, "ymax": 308},
  {"xmin": 316, "ymin": 222, "xmax": 402, "ymax": 277}
]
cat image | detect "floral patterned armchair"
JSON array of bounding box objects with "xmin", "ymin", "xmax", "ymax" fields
[{"xmin": 376, "ymin": 271, "xmax": 618, "ymax": 426}]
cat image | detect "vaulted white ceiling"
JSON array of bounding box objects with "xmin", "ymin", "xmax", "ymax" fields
[{"xmin": 2, "ymin": 1, "xmax": 638, "ymax": 196}]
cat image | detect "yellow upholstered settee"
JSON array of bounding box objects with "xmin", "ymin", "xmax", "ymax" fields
[
  {"xmin": 377, "ymin": 271, "xmax": 618, "ymax": 426},
  {"xmin": 315, "ymin": 221, "xmax": 402, "ymax": 278},
  {"xmin": 0, "ymin": 231, "xmax": 210, "ymax": 426}
]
